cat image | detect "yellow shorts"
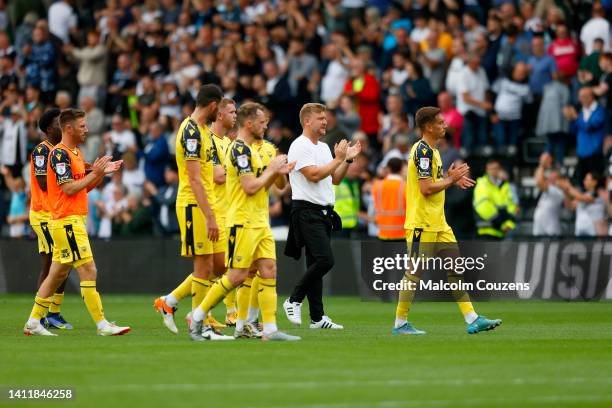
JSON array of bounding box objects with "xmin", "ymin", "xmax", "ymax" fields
[
  {"xmin": 177, "ymin": 204, "xmax": 225, "ymax": 257},
  {"xmin": 405, "ymin": 227, "xmax": 458, "ymax": 258},
  {"xmin": 50, "ymin": 215, "xmax": 93, "ymax": 267},
  {"xmin": 226, "ymin": 226, "xmax": 276, "ymax": 269},
  {"xmin": 214, "ymin": 216, "xmax": 227, "ymax": 254},
  {"xmin": 30, "ymin": 210, "xmax": 53, "ymax": 254}
]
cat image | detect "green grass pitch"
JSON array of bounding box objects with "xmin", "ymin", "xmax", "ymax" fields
[{"xmin": 1, "ymin": 295, "xmax": 612, "ymax": 407}]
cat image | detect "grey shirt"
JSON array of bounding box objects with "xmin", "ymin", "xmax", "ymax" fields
[
  {"xmin": 533, "ymin": 184, "xmax": 564, "ymax": 236},
  {"xmin": 536, "ymin": 80, "xmax": 570, "ymax": 136}
]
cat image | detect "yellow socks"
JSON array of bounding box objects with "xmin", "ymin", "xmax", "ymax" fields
[
  {"xmin": 447, "ymin": 272, "xmax": 478, "ymax": 323},
  {"xmin": 236, "ymin": 277, "xmax": 252, "ymax": 321},
  {"xmin": 258, "ymin": 278, "xmax": 277, "ymax": 325},
  {"xmin": 224, "ymin": 287, "xmax": 237, "ymax": 313},
  {"xmin": 395, "ymin": 273, "xmax": 420, "ymax": 324},
  {"xmin": 49, "ymin": 293, "xmax": 64, "ymax": 314},
  {"xmin": 191, "ymin": 277, "xmax": 212, "ymax": 311},
  {"xmin": 80, "ymin": 281, "xmax": 105, "ymax": 323},
  {"xmin": 249, "ymin": 274, "xmax": 260, "ymax": 309},
  {"xmin": 194, "ymin": 275, "xmax": 234, "ymax": 321},
  {"xmin": 171, "ymin": 274, "xmax": 193, "ymax": 301},
  {"xmin": 30, "ymin": 295, "xmax": 52, "ymax": 321}
]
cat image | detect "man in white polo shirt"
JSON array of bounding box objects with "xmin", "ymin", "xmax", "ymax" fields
[{"xmin": 283, "ymin": 103, "xmax": 361, "ymax": 330}]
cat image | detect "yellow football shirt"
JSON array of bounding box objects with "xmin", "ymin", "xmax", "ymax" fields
[
  {"xmin": 225, "ymin": 138, "xmax": 270, "ymax": 228},
  {"xmin": 175, "ymin": 117, "xmax": 219, "ymax": 210},
  {"xmin": 252, "ymin": 139, "xmax": 277, "ymax": 173},
  {"xmin": 211, "ymin": 131, "xmax": 232, "ymax": 223},
  {"xmin": 404, "ymin": 139, "xmax": 448, "ymax": 232}
]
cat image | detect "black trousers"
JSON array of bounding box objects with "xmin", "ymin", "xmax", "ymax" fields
[{"xmin": 289, "ymin": 208, "xmax": 335, "ymax": 322}]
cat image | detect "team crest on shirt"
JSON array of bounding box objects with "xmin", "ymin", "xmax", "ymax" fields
[
  {"xmin": 237, "ymin": 154, "xmax": 249, "ymax": 169},
  {"xmin": 186, "ymin": 139, "xmax": 198, "ymax": 152},
  {"xmin": 35, "ymin": 155, "xmax": 45, "ymax": 168},
  {"xmin": 56, "ymin": 162, "xmax": 66, "ymax": 175},
  {"xmin": 419, "ymin": 158, "xmax": 430, "ymax": 170}
]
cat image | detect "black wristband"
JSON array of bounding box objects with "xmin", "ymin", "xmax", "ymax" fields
[{"xmin": 345, "ymin": 158, "xmax": 354, "ymax": 164}]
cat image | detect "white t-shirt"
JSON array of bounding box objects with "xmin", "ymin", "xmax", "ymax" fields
[
  {"xmin": 288, "ymin": 135, "xmax": 335, "ymax": 206},
  {"xmin": 456, "ymin": 65, "xmax": 489, "ymax": 116},
  {"xmin": 533, "ymin": 184, "xmax": 564, "ymax": 236},
  {"xmin": 48, "ymin": 1, "xmax": 77, "ymax": 44},
  {"xmin": 580, "ymin": 17, "xmax": 611, "ymax": 55}
]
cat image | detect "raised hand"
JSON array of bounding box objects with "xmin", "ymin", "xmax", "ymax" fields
[
  {"xmin": 447, "ymin": 162, "xmax": 470, "ymax": 183},
  {"xmin": 334, "ymin": 139, "xmax": 348, "ymax": 160},
  {"xmin": 104, "ymin": 160, "xmax": 124, "ymax": 175},
  {"xmin": 92, "ymin": 156, "xmax": 113, "ymax": 176},
  {"xmin": 268, "ymin": 154, "xmax": 288, "ymax": 172},
  {"xmin": 456, "ymin": 176, "xmax": 476, "ymax": 190},
  {"xmin": 346, "ymin": 140, "xmax": 362, "ymax": 160},
  {"xmin": 279, "ymin": 161, "xmax": 297, "ymax": 174}
]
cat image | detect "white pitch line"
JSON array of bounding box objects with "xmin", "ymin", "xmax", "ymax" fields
[{"xmin": 84, "ymin": 376, "xmax": 612, "ymax": 392}]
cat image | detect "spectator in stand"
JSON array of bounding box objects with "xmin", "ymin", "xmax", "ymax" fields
[
  {"xmin": 104, "ymin": 114, "xmax": 137, "ymax": 158},
  {"xmin": 400, "ymin": 59, "xmax": 435, "ymax": 118},
  {"xmin": 445, "ymin": 38, "xmax": 468, "ymax": 100},
  {"xmin": 320, "ymin": 35, "xmax": 351, "ymax": 105},
  {"xmin": 378, "ymin": 133, "xmax": 410, "ymax": 173},
  {"xmin": 262, "ymin": 59, "xmax": 293, "ymax": 131},
  {"xmin": 144, "ymin": 164, "xmax": 179, "ymax": 236},
  {"xmin": 528, "ymin": 36, "xmax": 558, "ymax": 99},
  {"xmin": 438, "ymin": 133, "xmax": 460, "ymax": 172},
  {"xmin": 344, "ymin": 58, "xmax": 380, "ymax": 144},
  {"xmin": 457, "ymin": 53, "xmax": 491, "ymax": 155},
  {"xmin": 283, "ymin": 36, "xmax": 319, "ymax": 98},
  {"xmin": 48, "ymin": 0, "xmax": 77, "ymax": 44},
  {"xmin": 0, "ymin": 104, "xmax": 27, "ymax": 174},
  {"xmin": 23, "ymin": 26, "xmax": 56, "ymax": 104},
  {"xmin": 564, "ymin": 86, "xmax": 606, "ymax": 183},
  {"xmin": 115, "ymin": 193, "xmax": 153, "ymax": 237},
  {"xmin": 65, "ymin": 29, "xmax": 108, "ymax": 107},
  {"xmin": 533, "ymin": 152, "xmax": 565, "ymax": 236},
  {"xmin": 492, "ymin": 62, "xmax": 532, "ymax": 154},
  {"xmin": 80, "ymin": 95, "xmax": 105, "ymax": 163},
  {"xmin": 1, "ymin": 166, "xmax": 27, "ymax": 238},
  {"xmin": 54, "ymin": 90, "xmax": 71, "ymax": 110},
  {"xmin": 497, "ymin": 24, "xmax": 528, "ymax": 80},
  {"xmin": 97, "ymin": 182, "xmax": 127, "ymax": 240},
  {"xmin": 445, "ymin": 158, "xmax": 476, "ymax": 239},
  {"xmin": 593, "ymin": 52, "xmax": 611, "ymax": 136},
  {"xmin": 381, "ymin": 113, "xmax": 411, "ymax": 154},
  {"xmin": 579, "ymin": 3, "xmax": 610, "ymax": 56},
  {"xmin": 463, "ymin": 11, "xmax": 487, "ymax": 47},
  {"xmin": 382, "ymin": 52, "xmax": 408, "ymax": 93},
  {"xmin": 141, "ymin": 121, "xmax": 169, "ymax": 188},
  {"xmin": 121, "ymin": 151, "xmax": 145, "ymax": 197},
  {"xmin": 547, "ymin": 22, "xmax": 580, "ymax": 79},
  {"xmin": 559, "ymin": 172, "xmax": 608, "ymax": 237},
  {"xmin": 536, "ymin": 75, "xmax": 571, "ymax": 163},
  {"xmin": 323, "ymin": 108, "xmax": 349, "ymax": 153},
  {"xmin": 418, "ymin": 30, "xmax": 446, "ymax": 93},
  {"xmin": 107, "ymin": 52, "xmax": 136, "ymax": 116},
  {"xmin": 438, "ymin": 91, "xmax": 463, "ymax": 149},
  {"xmin": 578, "ymin": 38, "xmax": 604, "ymax": 87},
  {"xmin": 336, "ymin": 94, "xmax": 361, "ymax": 138}
]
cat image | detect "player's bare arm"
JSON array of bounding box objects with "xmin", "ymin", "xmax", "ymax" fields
[
  {"xmin": 240, "ymin": 155, "xmax": 295, "ymax": 195},
  {"xmin": 60, "ymin": 156, "xmax": 120, "ymax": 196},
  {"xmin": 185, "ymin": 160, "xmax": 219, "ymax": 242}
]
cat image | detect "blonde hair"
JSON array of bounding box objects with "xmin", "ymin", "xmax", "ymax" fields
[{"xmin": 299, "ymin": 103, "xmax": 326, "ymax": 127}]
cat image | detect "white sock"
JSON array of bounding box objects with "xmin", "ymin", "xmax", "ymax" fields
[
  {"xmin": 263, "ymin": 322, "xmax": 277, "ymax": 335},
  {"xmin": 465, "ymin": 312, "xmax": 478, "ymax": 324},
  {"xmin": 247, "ymin": 307, "xmax": 259, "ymax": 322},
  {"xmin": 164, "ymin": 294, "xmax": 178, "ymax": 307},
  {"xmin": 226, "ymin": 308, "xmax": 236, "ymax": 314},
  {"xmin": 28, "ymin": 317, "xmax": 40, "ymax": 326},
  {"xmin": 394, "ymin": 318, "xmax": 407, "ymax": 329},
  {"xmin": 236, "ymin": 319, "xmax": 245, "ymax": 332},
  {"xmin": 192, "ymin": 307, "xmax": 206, "ymax": 323},
  {"xmin": 96, "ymin": 319, "xmax": 110, "ymax": 330}
]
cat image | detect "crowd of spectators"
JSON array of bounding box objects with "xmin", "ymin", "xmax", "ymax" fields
[{"xmin": 0, "ymin": 0, "xmax": 611, "ymax": 240}]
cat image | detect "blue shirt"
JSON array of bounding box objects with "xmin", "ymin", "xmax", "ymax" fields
[
  {"xmin": 573, "ymin": 104, "xmax": 606, "ymax": 158},
  {"xmin": 9, "ymin": 190, "xmax": 26, "ymax": 217},
  {"xmin": 528, "ymin": 54, "xmax": 557, "ymax": 95},
  {"xmin": 142, "ymin": 135, "xmax": 169, "ymax": 187}
]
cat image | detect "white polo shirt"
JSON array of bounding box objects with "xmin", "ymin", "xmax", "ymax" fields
[{"xmin": 288, "ymin": 135, "xmax": 335, "ymax": 206}]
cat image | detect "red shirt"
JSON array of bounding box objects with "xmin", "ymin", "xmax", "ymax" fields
[
  {"xmin": 344, "ymin": 74, "xmax": 381, "ymax": 135},
  {"xmin": 548, "ymin": 38, "xmax": 580, "ymax": 77}
]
